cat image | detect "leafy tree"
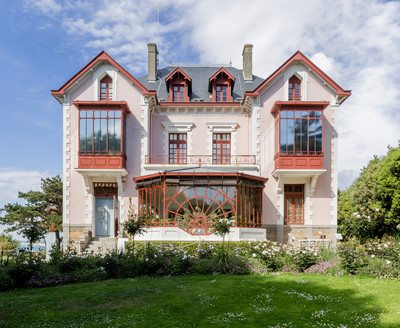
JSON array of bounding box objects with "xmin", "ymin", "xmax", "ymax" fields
[
  {"xmin": 0, "ymin": 203, "xmax": 44, "ymax": 253},
  {"xmin": 0, "ymin": 233, "xmax": 20, "ymax": 251},
  {"xmin": 338, "ymin": 144, "xmax": 400, "ymax": 240},
  {"xmin": 0, "ymin": 175, "xmax": 63, "ymax": 251}
]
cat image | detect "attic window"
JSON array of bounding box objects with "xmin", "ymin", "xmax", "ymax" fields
[
  {"xmin": 165, "ymin": 68, "xmax": 191, "ymax": 102},
  {"xmin": 289, "ymin": 76, "xmax": 301, "ymax": 101},
  {"xmin": 209, "ymin": 68, "xmax": 235, "ymax": 102},
  {"xmin": 100, "ymin": 75, "xmax": 113, "ymax": 100}
]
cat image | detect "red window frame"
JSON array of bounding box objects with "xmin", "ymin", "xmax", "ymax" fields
[
  {"xmin": 284, "ymin": 184, "xmax": 304, "ymax": 225},
  {"xmin": 289, "ymin": 76, "xmax": 301, "ymax": 101},
  {"xmin": 173, "ymin": 84, "xmax": 185, "ymax": 102},
  {"xmin": 216, "ymin": 84, "xmax": 228, "ymax": 102},
  {"xmin": 100, "ymin": 76, "xmax": 113, "ymax": 100},
  {"xmin": 79, "ymin": 109, "xmax": 124, "ymax": 156},
  {"xmin": 169, "ymin": 133, "xmax": 187, "ymax": 164},
  {"xmin": 213, "ymin": 133, "xmax": 231, "ymax": 164},
  {"xmin": 279, "ymin": 109, "xmax": 323, "ymax": 156}
]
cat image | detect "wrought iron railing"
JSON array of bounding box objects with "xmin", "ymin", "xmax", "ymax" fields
[{"xmin": 145, "ymin": 155, "xmax": 257, "ymax": 165}]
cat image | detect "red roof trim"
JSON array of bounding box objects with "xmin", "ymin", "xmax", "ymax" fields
[
  {"xmin": 165, "ymin": 67, "xmax": 192, "ymax": 83},
  {"xmin": 73, "ymin": 101, "xmax": 131, "ymax": 114},
  {"xmin": 243, "ymin": 51, "xmax": 351, "ymax": 103},
  {"xmin": 51, "ymin": 51, "xmax": 150, "ymax": 97},
  {"xmin": 270, "ymin": 101, "xmax": 329, "ymax": 115},
  {"xmin": 159, "ymin": 101, "xmax": 241, "ymax": 107},
  {"xmin": 209, "ymin": 67, "xmax": 236, "ymax": 83},
  {"xmin": 133, "ymin": 171, "xmax": 268, "ymax": 183}
]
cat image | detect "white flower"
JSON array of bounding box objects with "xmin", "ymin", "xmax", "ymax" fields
[
  {"xmin": 371, "ymin": 254, "xmax": 375, "ymax": 258},
  {"xmin": 154, "ymin": 254, "xmax": 157, "ymax": 258},
  {"xmin": 252, "ymin": 253, "xmax": 257, "ymax": 258},
  {"xmin": 313, "ymin": 252, "xmax": 317, "ymax": 256},
  {"xmin": 375, "ymin": 208, "xmax": 380, "ymax": 212},
  {"xmin": 145, "ymin": 258, "xmax": 149, "ymax": 261},
  {"xmin": 386, "ymin": 260, "xmax": 391, "ymax": 264},
  {"xmin": 384, "ymin": 244, "xmax": 388, "ymax": 248}
]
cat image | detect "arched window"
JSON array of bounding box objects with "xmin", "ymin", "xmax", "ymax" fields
[
  {"xmin": 100, "ymin": 75, "xmax": 113, "ymax": 100},
  {"xmin": 288, "ymin": 76, "xmax": 301, "ymax": 101}
]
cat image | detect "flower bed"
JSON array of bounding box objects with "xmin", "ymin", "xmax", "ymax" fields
[{"xmin": 1, "ymin": 238, "xmax": 400, "ymax": 291}]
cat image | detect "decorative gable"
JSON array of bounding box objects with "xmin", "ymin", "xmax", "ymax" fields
[
  {"xmin": 165, "ymin": 67, "xmax": 192, "ymax": 102},
  {"xmin": 208, "ymin": 67, "xmax": 235, "ymax": 102}
]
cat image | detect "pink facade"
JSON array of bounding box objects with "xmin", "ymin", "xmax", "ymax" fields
[{"xmin": 52, "ymin": 45, "xmax": 350, "ymax": 251}]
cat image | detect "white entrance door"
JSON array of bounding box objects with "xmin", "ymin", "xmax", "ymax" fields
[{"xmin": 95, "ymin": 197, "xmax": 114, "ymax": 236}]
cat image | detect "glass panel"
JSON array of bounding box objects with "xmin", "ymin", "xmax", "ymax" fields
[
  {"xmin": 101, "ymin": 119, "xmax": 107, "ymax": 152},
  {"xmin": 315, "ymin": 118, "xmax": 322, "ymax": 153},
  {"xmin": 316, "ymin": 111, "xmax": 322, "ymax": 118},
  {"xmin": 108, "ymin": 117, "xmax": 114, "ymax": 153},
  {"xmin": 280, "ymin": 119, "xmax": 287, "ymax": 154},
  {"xmin": 80, "ymin": 119, "xmax": 86, "ymax": 152},
  {"xmin": 115, "ymin": 111, "xmax": 121, "ymax": 118},
  {"xmin": 93, "ymin": 119, "xmax": 101, "ymax": 152},
  {"xmin": 309, "ymin": 119, "xmax": 316, "ymax": 153},
  {"xmin": 94, "ymin": 111, "xmax": 101, "ymax": 118},
  {"xmin": 287, "ymin": 119, "xmax": 294, "ymax": 154}
]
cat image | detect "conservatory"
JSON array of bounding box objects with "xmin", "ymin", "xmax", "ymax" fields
[{"xmin": 134, "ymin": 169, "xmax": 267, "ymax": 236}]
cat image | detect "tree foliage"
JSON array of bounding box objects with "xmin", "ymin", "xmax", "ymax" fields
[
  {"xmin": 0, "ymin": 175, "xmax": 63, "ymax": 250},
  {"xmin": 338, "ymin": 144, "xmax": 400, "ymax": 240}
]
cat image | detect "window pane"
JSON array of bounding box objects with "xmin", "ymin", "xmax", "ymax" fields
[
  {"xmin": 108, "ymin": 117, "xmax": 114, "ymax": 152},
  {"xmin": 101, "ymin": 119, "xmax": 107, "ymax": 152},
  {"xmin": 287, "ymin": 119, "xmax": 294, "ymax": 153},
  {"xmin": 94, "ymin": 111, "xmax": 101, "ymax": 118},
  {"xmin": 315, "ymin": 118, "xmax": 322, "ymax": 153},
  {"xmin": 80, "ymin": 119, "xmax": 87, "ymax": 152},
  {"xmin": 94, "ymin": 119, "xmax": 101, "ymax": 152},
  {"xmin": 115, "ymin": 119, "xmax": 122, "ymax": 152},
  {"xmin": 309, "ymin": 119, "xmax": 316, "ymax": 152},
  {"xmin": 280, "ymin": 119, "xmax": 287, "ymax": 153}
]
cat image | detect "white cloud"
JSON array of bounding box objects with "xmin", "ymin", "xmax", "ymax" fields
[
  {"xmin": 0, "ymin": 168, "xmax": 50, "ymax": 208},
  {"xmin": 26, "ymin": 0, "xmax": 400, "ymax": 189}
]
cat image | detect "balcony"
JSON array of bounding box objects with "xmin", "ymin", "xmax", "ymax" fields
[
  {"xmin": 145, "ymin": 155, "xmax": 256, "ymax": 166},
  {"xmin": 78, "ymin": 152, "xmax": 127, "ymax": 169},
  {"xmin": 274, "ymin": 152, "xmax": 324, "ymax": 170}
]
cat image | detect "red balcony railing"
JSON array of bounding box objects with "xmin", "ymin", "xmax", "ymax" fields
[
  {"xmin": 145, "ymin": 155, "xmax": 256, "ymax": 166},
  {"xmin": 274, "ymin": 151, "xmax": 324, "ymax": 170}
]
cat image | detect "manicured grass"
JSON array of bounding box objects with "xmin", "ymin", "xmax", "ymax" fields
[{"xmin": 1, "ymin": 274, "xmax": 400, "ymax": 327}]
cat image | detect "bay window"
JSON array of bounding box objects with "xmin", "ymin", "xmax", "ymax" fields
[
  {"xmin": 280, "ymin": 109, "xmax": 323, "ymax": 156},
  {"xmin": 79, "ymin": 109, "xmax": 123, "ymax": 155}
]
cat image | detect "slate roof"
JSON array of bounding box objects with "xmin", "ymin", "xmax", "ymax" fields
[{"xmin": 138, "ymin": 66, "xmax": 264, "ymax": 102}]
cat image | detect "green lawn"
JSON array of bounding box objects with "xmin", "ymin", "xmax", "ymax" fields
[{"xmin": 1, "ymin": 274, "xmax": 400, "ymax": 327}]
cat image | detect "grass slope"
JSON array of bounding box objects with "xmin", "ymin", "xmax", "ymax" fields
[{"xmin": 1, "ymin": 274, "xmax": 400, "ymax": 327}]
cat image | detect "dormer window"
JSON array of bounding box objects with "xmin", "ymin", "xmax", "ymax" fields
[
  {"xmin": 165, "ymin": 68, "xmax": 191, "ymax": 102},
  {"xmin": 288, "ymin": 76, "xmax": 301, "ymax": 101},
  {"xmin": 209, "ymin": 68, "xmax": 235, "ymax": 102},
  {"xmin": 100, "ymin": 75, "xmax": 113, "ymax": 100}
]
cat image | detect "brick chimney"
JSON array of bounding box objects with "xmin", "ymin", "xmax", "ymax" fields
[
  {"xmin": 242, "ymin": 44, "xmax": 253, "ymax": 81},
  {"xmin": 147, "ymin": 43, "xmax": 158, "ymax": 82}
]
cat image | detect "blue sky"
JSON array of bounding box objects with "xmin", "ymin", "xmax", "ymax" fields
[{"xmin": 1, "ymin": 0, "xmax": 400, "ymax": 238}]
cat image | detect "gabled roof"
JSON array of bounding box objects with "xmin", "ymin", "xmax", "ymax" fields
[
  {"xmin": 51, "ymin": 51, "xmax": 154, "ymax": 99},
  {"xmin": 209, "ymin": 67, "xmax": 236, "ymax": 83},
  {"xmin": 165, "ymin": 67, "xmax": 192, "ymax": 83},
  {"xmin": 244, "ymin": 51, "xmax": 351, "ymax": 102}
]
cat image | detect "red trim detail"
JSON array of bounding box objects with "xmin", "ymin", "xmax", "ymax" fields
[
  {"xmin": 209, "ymin": 67, "xmax": 235, "ymax": 102},
  {"xmin": 78, "ymin": 154, "xmax": 127, "ymax": 169},
  {"xmin": 134, "ymin": 171, "xmax": 268, "ymax": 184},
  {"xmin": 158, "ymin": 101, "xmax": 240, "ymax": 106},
  {"xmin": 243, "ymin": 51, "xmax": 351, "ymax": 104},
  {"xmin": 165, "ymin": 67, "xmax": 192, "ymax": 84},
  {"xmin": 73, "ymin": 101, "xmax": 131, "ymax": 114},
  {"xmin": 209, "ymin": 67, "xmax": 235, "ymax": 84},
  {"xmin": 51, "ymin": 51, "xmax": 152, "ymax": 98},
  {"xmin": 271, "ymin": 101, "xmax": 329, "ymax": 115},
  {"xmin": 165, "ymin": 67, "xmax": 191, "ymax": 102}
]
